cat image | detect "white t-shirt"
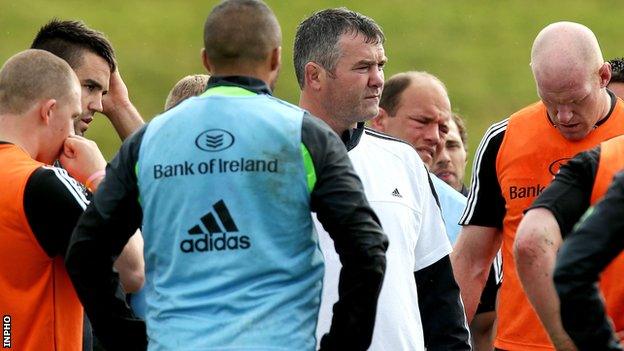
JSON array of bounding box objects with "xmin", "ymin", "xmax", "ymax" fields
[{"xmin": 315, "ymin": 128, "xmax": 452, "ymax": 351}]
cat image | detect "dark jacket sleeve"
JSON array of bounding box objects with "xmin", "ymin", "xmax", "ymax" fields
[
  {"xmin": 415, "ymin": 255, "xmax": 471, "ymax": 351},
  {"xmin": 301, "ymin": 114, "xmax": 388, "ymax": 351},
  {"xmin": 529, "ymin": 147, "xmax": 600, "ymax": 236},
  {"xmin": 24, "ymin": 167, "xmax": 91, "ymax": 258},
  {"xmin": 65, "ymin": 126, "xmax": 148, "ymax": 351},
  {"xmin": 459, "ymin": 121, "xmax": 506, "ymax": 228},
  {"xmin": 554, "ymin": 171, "xmax": 624, "ymax": 351}
]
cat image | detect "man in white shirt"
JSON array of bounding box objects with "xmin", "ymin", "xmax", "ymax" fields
[{"xmin": 294, "ymin": 7, "xmax": 470, "ymax": 351}]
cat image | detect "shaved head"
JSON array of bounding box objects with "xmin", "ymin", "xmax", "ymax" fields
[
  {"xmin": 531, "ymin": 22, "xmax": 604, "ymax": 83},
  {"xmin": 529, "ymin": 22, "xmax": 611, "ymax": 141},
  {"xmin": 204, "ymin": 0, "xmax": 281, "ymax": 70},
  {"xmin": 0, "ymin": 49, "xmax": 78, "ymax": 115}
]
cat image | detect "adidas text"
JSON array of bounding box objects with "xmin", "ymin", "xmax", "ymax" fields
[{"xmin": 181, "ymin": 232, "xmax": 251, "ymax": 253}]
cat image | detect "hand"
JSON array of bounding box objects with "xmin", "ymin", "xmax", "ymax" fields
[
  {"xmin": 102, "ymin": 68, "xmax": 132, "ymax": 118},
  {"xmin": 101, "ymin": 67, "xmax": 144, "ymax": 140},
  {"xmin": 59, "ymin": 135, "xmax": 107, "ymax": 185}
]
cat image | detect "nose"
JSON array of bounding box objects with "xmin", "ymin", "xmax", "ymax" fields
[
  {"xmin": 423, "ymin": 124, "xmax": 441, "ymax": 145},
  {"xmin": 368, "ymin": 66, "xmax": 384, "ymax": 89},
  {"xmin": 436, "ymin": 144, "xmax": 451, "ymax": 164},
  {"xmin": 556, "ymin": 105, "xmax": 574, "ymax": 124},
  {"xmin": 89, "ymin": 95, "xmax": 104, "ymax": 113}
]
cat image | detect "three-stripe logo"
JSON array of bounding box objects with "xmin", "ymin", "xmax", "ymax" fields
[{"xmin": 181, "ymin": 199, "xmax": 251, "ymax": 253}]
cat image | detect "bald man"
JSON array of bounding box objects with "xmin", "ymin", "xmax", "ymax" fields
[
  {"xmin": 452, "ymin": 21, "xmax": 624, "ymax": 351},
  {"xmin": 0, "ymin": 50, "xmax": 106, "ymax": 350},
  {"xmin": 371, "ymin": 72, "xmax": 467, "ymax": 243}
]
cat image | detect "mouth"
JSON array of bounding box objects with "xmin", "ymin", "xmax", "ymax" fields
[
  {"xmin": 436, "ymin": 171, "xmax": 455, "ymax": 181},
  {"xmin": 81, "ymin": 115, "xmax": 94, "ymax": 125},
  {"xmin": 557, "ymin": 122, "xmax": 580, "ymax": 130}
]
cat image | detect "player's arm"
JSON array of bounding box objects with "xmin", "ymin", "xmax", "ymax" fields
[
  {"xmin": 65, "ymin": 125, "xmax": 148, "ymax": 350},
  {"xmin": 415, "ymin": 168, "xmax": 470, "ymax": 350},
  {"xmin": 453, "ymin": 121, "xmax": 506, "ymax": 321},
  {"xmin": 514, "ymin": 148, "xmax": 599, "ymax": 351},
  {"xmin": 102, "ymin": 68, "xmax": 144, "ymax": 140},
  {"xmin": 24, "ymin": 167, "xmax": 91, "ymax": 258},
  {"xmin": 451, "ymin": 225, "xmax": 500, "ymax": 321},
  {"xmin": 554, "ymin": 171, "xmax": 624, "ymax": 351},
  {"xmin": 302, "ymin": 114, "xmax": 388, "ymax": 351},
  {"xmin": 60, "ymin": 136, "xmax": 145, "ymax": 293},
  {"xmin": 113, "ymin": 231, "xmax": 144, "ymax": 293}
]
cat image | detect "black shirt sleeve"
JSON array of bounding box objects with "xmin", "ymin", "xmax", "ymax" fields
[
  {"xmin": 529, "ymin": 147, "xmax": 600, "ymax": 236},
  {"xmin": 24, "ymin": 166, "xmax": 91, "ymax": 257},
  {"xmin": 415, "ymin": 255, "xmax": 471, "ymax": 351},
  {"xmin": 460, "ymin": 121, "xmax": 506, "ymax": 228},
  {"xmin": 554, "ymin": 171, "xmax": 624, "ymax": 351},
  {"xmin": 65, "ymin": 125, "xmax": 147, "ymax": 350},
  {"xmin": 301, "ymin": 113, "xmax": 389, "ymax": 351}
]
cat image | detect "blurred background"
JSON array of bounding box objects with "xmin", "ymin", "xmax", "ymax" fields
[{"xmin": 1, "ymin": 0, "xmax": 623, "ymax": 180}]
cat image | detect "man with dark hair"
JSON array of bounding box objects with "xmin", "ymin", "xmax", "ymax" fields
[
  {"xmin": 65, "ymin": 1, "xmax": 388, "ymax": 350},
  {"xmin": 295, "ymin": 8, "xmax": 470, "ymax": 351},
  {"xmin": 433, "ymin": 113, "xmax": 469, "ymax": 194},
  {"xmin": 454, "ymin": 22, "xmax": 624, "ymax": 351},
  {"xmin": 32, "ymin": 20, "xmax": 145, "ymax": 351},
  {"xmin": 31, "ymin": 19, "xmax": 143, "ymax": 139},
  {"xmin": 608, "ymin": 57, "xmax": 624, "ymax": 98},
  {"xmin": 0, "ymin": 49, "xmax": 107, "ymax": 351}
]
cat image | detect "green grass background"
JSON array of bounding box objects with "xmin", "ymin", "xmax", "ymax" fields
[{"xmin": 1, "ymin": 1, "xmax": 623, "ymax": 182}]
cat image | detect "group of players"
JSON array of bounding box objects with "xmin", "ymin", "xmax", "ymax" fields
[{"xmin": 1, "ymin": 0, "xmax": 623, "ymax": 350}]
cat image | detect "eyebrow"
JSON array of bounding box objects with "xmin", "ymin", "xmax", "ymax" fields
[
  {"xmin": 82, "ymin": 79, "xmax": 104, "ymax": 91},
  {"xmin": 355, "ymin": 58, "xmax": 387, "ymax": 66}
]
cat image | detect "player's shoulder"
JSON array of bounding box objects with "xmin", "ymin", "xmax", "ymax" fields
[
  {"xmin": 362, "ymin": 127, "xmax": 415, "ymax": 153},
  {"xmin": 27, "ymin": 165, "xmax": 89, "ymax": 208},
  {"xmin": 359, "ymin": 127, "xmax": 427, "ymax": 175}
]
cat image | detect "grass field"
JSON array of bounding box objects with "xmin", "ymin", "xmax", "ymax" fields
[{"xmin": 1, "ymin": 1, "xmax": 623, "ymax": 181}]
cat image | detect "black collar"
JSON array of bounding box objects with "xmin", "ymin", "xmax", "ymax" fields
[
  {"xmin": 342, "ymin": 122, "xmax": 365, "ymax": 151},
  {"xmin": 206, "ymin": 76, "xmax": 272, "ymax": 95}
]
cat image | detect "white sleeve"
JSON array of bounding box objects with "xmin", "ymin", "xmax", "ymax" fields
[{"xmin": 412, "ymin": 162, "xmax": 452, "ymax": 271}]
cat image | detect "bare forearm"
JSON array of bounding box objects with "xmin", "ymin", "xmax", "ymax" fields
[
  {"xmin": 451, "ymin": 225, "xmax": 499, "ymax": 322},
  {"xmin": 106, "ymin": 102, "xmax": 144, "ymax": 141},
  {"xmin": 451, "ymin": 249, "xmax": 490, "ymax": 322},
  {"xmin": 113, "ymin": 231, "xmax": 145, "ymax": 293},
  {"xmin": 515, "ymin": 208, "xmax": 576, "ymax": 350}
]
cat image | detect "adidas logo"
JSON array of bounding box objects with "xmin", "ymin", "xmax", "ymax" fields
[
  {"xmin": 181, "ymin": 199, "xmax": 251, "ymax": 253},
  {"xmin": 392, "ymin": 188, "xmax": 402, "ymax": 198}
]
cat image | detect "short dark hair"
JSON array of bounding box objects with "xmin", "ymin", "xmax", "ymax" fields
[
  {"xmin": 31, "ymin": 19, "xmax": 116, "ymax": 72},
  {"xmin": 379, "ymin": 73, "xmax": 412, "ymax": 116},
  {"xmin": 609, "ymin": 57, "xmax": 624, "ymax": 84},
  {"xmin": 204, "ymin": 0, "xmax": 281, "ymax": 70},
  {"xmin": 294, "ymin": 7, "xmax": 385, "ymax": 88},
  {"xmin": 451, "ymin": 113, "xmax": 468, "ymax": 150}
]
